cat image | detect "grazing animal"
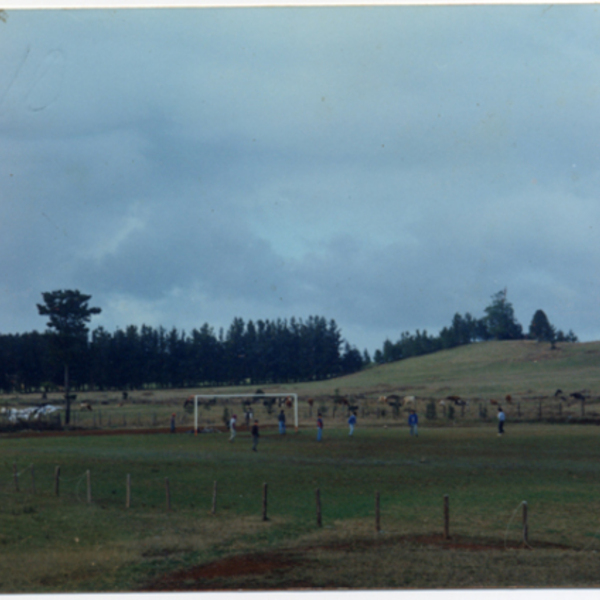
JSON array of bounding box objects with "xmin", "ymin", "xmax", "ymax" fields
[
  {"xmin": 403, "ymin": 396, "xmax": 416, "ymax": 405},
  {"xmin": 505, "ymin": 395, "xmax": 512, "ymax": 404},
  {"xmin": 80, "ymin": 402, "xmax": 93, "ymax": 411},
  {"xmin": 378, "ymin": 396, "xmax": 388, "ymax": 404},
  {"xmin": 285, "ymin": 397, "xmax": 293, "ymax": 408},
  {"xmin": 490, "ymin": 399, "xmax": 498, "ymax": 406},
  {"xmin": 554, "ymin": 389, "xmax": 563, "ymax": 397},
  {"xmin": 570, "ymin": 392, "xmax": 586, "ymax": 401},
  {"xmin": 446, "ymin": 395, "xmax": 461, "ymax": 402}
]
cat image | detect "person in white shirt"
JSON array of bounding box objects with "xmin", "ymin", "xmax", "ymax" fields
[
  {"xmin": 229, "ymin": 414, "xmax": 237, "ymax": 442},
  {"xmin": 497, "ymin": 407, "xmax": 505, "ymax": 435}
]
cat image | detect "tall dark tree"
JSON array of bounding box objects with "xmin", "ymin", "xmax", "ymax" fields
[
  {"xmin": 37, "ymin": 290, "xmax": 101, "ymax": 424},
  {"xmin": 529, "ymin": 309, "xmax": 556, "ymax": 343},
  {"xmin": 483, "ymin": 289, "xmax": 523, "ymax": 340}
]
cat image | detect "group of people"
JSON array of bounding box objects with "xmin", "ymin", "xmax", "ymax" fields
[{"xmin": 224, "ymin": 403, "xmax": 507, "ymax": 450}]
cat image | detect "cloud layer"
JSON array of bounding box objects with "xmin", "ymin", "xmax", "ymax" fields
[{"xmin": 1, "ymin": 6, "xmax": 599, "ymax": 352}]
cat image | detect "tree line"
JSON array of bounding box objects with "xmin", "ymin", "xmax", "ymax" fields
[
  {"xmin": 374, "ymin": 289, "xmax": 578, "ymax": 364},
  {"xmin": 0, "ymin": 307, "xmax": 364, "ymax": 396}
]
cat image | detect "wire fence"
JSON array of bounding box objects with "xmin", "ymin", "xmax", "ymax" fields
[{"xmin": 1, "ymin": 463, "xmax": 599, "ymax": 552}]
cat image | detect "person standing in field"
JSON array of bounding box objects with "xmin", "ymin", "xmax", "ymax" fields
[
  {"xmin": 497, "ymin": 407, "xmax": 506, "ymax": 435},
  {"xmin": 316, "ymin": 412, "xmax": 323, "ymax": 441},
  {"xmin": 408, "ymin": 409, "xmax": 418, "ymax": 437},
  {"xmin": 229, "ymin": 414, "xmax": 237, "ymax": 442},
  {"xmin": 278, "ymin": 409, "xmax": 286, "ymax": 435},
  {"xmin": 251, "ymin": 419, "xmax": 260, "ymax": 451},
  {"xmin": 348, "ymin": 411, "xmax": 357, "ymax": 436}
]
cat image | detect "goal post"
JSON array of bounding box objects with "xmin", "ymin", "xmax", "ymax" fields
[{"xmin": 193, "ymin": 393, "xmax": 298, "ymax": 434}]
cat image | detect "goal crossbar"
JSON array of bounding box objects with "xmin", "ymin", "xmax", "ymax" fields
[{"xmin": 193, "ymin": 393, "xmax": 298, "ymax": 433}]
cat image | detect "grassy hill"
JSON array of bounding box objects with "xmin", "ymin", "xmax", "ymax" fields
[{"xmin": 286, "ymin": 339, "xmax": 600, "ymax": 399}]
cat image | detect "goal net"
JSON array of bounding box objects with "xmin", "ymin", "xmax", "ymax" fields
[{"xmin": 193, "ymin": 393, "xmax": 298, "ymax": 434}]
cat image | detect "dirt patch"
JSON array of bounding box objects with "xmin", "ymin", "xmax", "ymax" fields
[
  {"xmin": 146, "ymin": 552, "xmax": 305, "ymax": 591},
  {"xmin": 143, "ymin": 534, "xmax": 573, "ymax": 591}
]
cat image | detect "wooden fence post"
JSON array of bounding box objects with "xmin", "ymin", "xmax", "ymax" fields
[
  {"xmin": 262, "ymin": 482, "xmax": 268, "ymax": 521},
  {"xmin": 375, "ymin": 491, "xmax": 381, "ymax": 532},
  {"xmin": 54, "ymin": 466, "xmax": 60, "ymax": 497},
  {"xmin": 165, "ymin": 477, "xmax": 171, "ymax": 511},
  {"xmin": 443, "ymin": 494, "xmax": 450, "ymax": 540},
  {"xmin": 522, "ymin": 501, "xmax": 528, "ymax": 546},
  {"xmin": 13, "ymin": 462, "xmax": 19, "ymax": 493},
  {"xmin": 86, "ymin": 470, "xmax": 92, "ymax": 504},
  {"xmin": 211, "ymin": 481, "xmax": 217, "ymax": 514},
  {"xmin": 316, "ymin": 488, "xmax": 322, "ymax": 527},
  {"xmin": 126, "ymin": 474, "xmax": 131, "ymax": 508}
]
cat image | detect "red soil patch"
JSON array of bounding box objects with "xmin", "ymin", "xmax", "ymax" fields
[
  {"xmin": 146, "ymin": 552, "xmax": 304, "ymax": 591},
  {"xmin": 144, "ymin": 534, "xmax": 573, "ymax": 591}
]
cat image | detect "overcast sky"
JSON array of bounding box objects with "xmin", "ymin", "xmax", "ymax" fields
[{"xmin": 1, "ymin": 5, "xmax": 599, "ymax": 354}]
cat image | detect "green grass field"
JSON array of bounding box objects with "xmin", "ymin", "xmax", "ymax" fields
[
  {"xmin": 2, "ymin": 340, "xmax": 600, "ymax": 590},
  {"xmin": 2, "ymin": 421, "xmax": 600, "ymax": 590}
]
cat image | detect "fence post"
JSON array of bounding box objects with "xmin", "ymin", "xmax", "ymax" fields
[
  {"xmin": 522, "ymin": 501, "xmax": 528, "ymax": 546},
  {"xmin": 54, "ymin": 466, "xmax": 61, "ymax": 496},
  {"xmin": 86, "ymin": 470, "xmax": 92, "ymax": 504},
  {"xmin": 316, "ymin": 488, "xmax": 322, "ymax": 527},
  {"xmin": 126, "ymin": 474, "xmax": 131, "ymax": 508},
  {"xmin": 262, "ymin": 482, "xmax": 268, "ymax": 521},
  {"xmin": 165, "ymin": 477, "xmax": 171, "ymax": 511},
  {"xmin": 212, "ymin": 481, "xmax": 217, "ymax": 514},
  {"xmin": 443, "ymin": 494, "xmax": 450, "ymax": 540},
  {"xmin": 13, "ymin": 462, "xmax": 19, "ymax": 493},
  {"xmin": 375, "ymin": 491, "xmax": 381, "ymax": 532}
]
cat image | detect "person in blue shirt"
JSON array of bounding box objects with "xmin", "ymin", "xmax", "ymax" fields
[
  {"xmin": 278, "ymin": 410, "xmax": 286, "ymax": 435},
  {"xmin": 408, "ymin": 410, "xmax": 418, "ymax": 437},
  {"xmin": 348, "ymin": 412, "xmax": 357, "ymax": 436}
]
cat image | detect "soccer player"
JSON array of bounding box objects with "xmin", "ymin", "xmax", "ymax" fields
[
  {"xmin": 348, "ymin": 411, "xmax": 357, "ymax": 436},
  {"xmin": 251, "ymin": 419, "xmax": 260, "ymax": 451},
  {"xmin": 408, "ymin": 410, "xmax": 418, "ymax": 437},
  {"xmin": 497, "ymin": 407, "xmax": 506, "ymax": 435},
  {"xmin": 316, "ymin": 413, "xmax": 323, "ymax": 441},
  {"xmin": 229, "ymin": 414, "xmax": 237, "ymax": 442}
]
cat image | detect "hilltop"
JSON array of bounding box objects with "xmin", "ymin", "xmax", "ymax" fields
[{"xmin": 249, "ymin": 339, "xmax": 600, "ymax": 401}]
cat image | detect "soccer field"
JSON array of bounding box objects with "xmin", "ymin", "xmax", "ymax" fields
[{"xmin": 1, "ymin": 422, "xmax": 600, "ymax": 591}]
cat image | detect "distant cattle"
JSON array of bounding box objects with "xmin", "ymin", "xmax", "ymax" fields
[
  {"xmin": 80, "ymin": 402, "xmax": 93, "ymax": 411},
  {"xmin": 489, "ymin": 399, "xmax": 499, "ymax": 406},
  {"xmin": 505, "ymin": 395, "xmax": 512, "ymax": 404}
]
